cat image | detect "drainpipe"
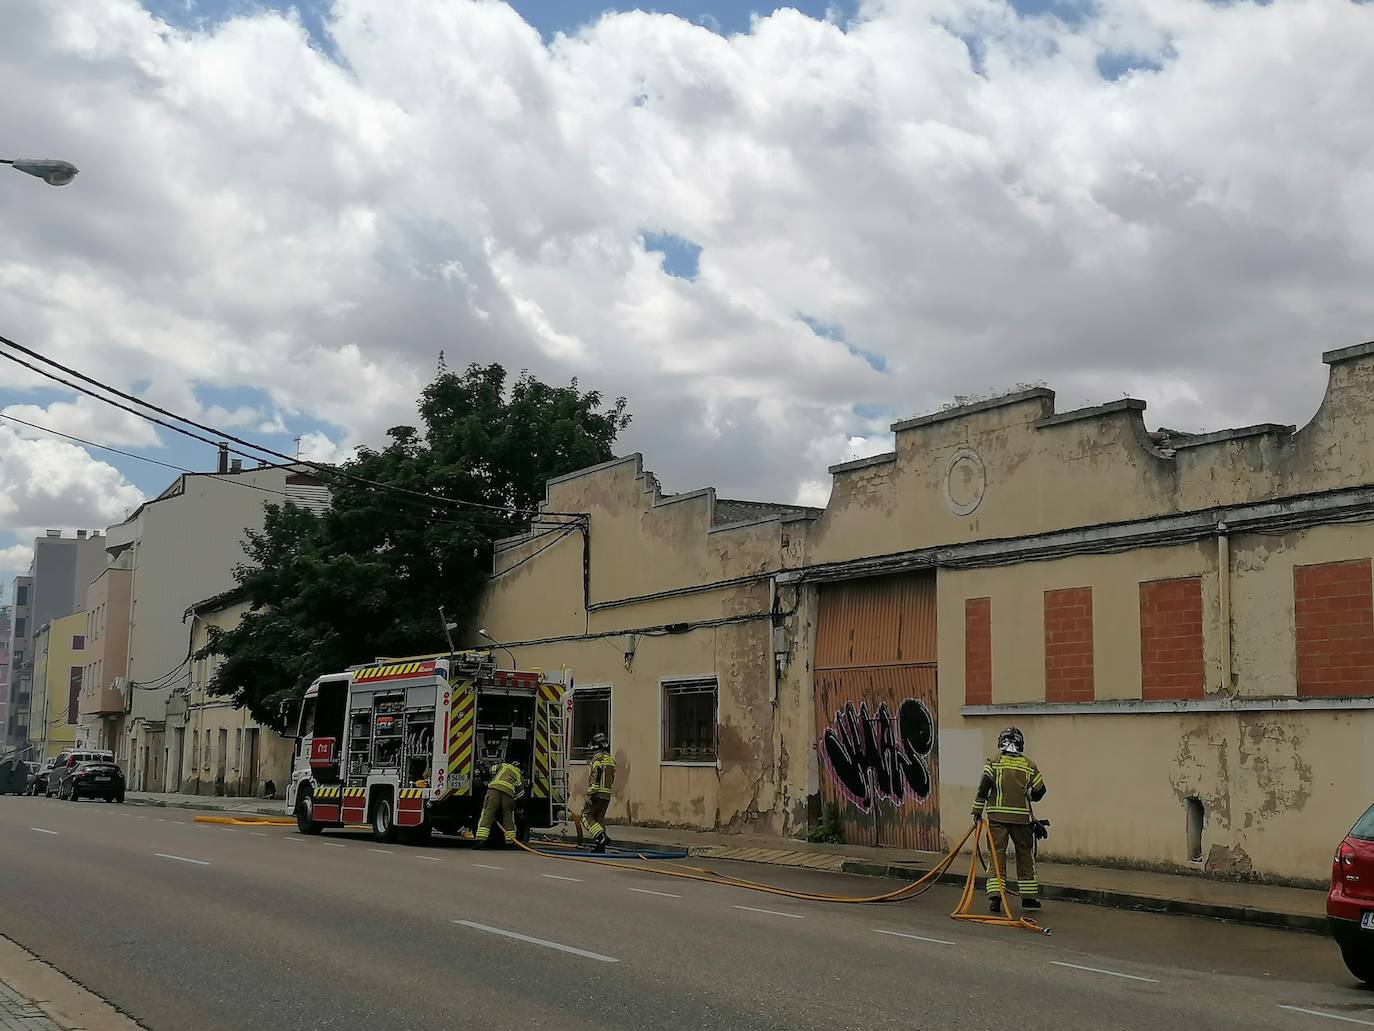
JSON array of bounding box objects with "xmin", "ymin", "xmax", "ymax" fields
[{"xmin": 1217, "ymin": 521, "xmax": 1233, "ymax": 696}]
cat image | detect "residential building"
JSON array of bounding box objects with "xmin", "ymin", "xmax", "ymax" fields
[
  {"xmin": 77, "ymin": 561, "xmax": 133, "ymax": 752},
  {"xmin": 474, "ymin": 341, "xmax": 1374, "ymax": 882},
  {"xmin": 28, "ymin": 612, "xmax": 86, "ymax": 762},
  {"xmin": 3, "ymin": 576, "xmax": 33, "ymax": 750},
  {"xmin": 3, "ymin": 531, "xmax": 105, "ymax": 750},
  {"xmin": 173, "ymin": 587, "xmax": 291, "ymax": 798},
  {"xmin": 0, "ymin": 605, "xmax": 10, "ymax": 735},
  {"xmin": 103, "ymin": 458, "xmax": 326, "ymax": 787}
]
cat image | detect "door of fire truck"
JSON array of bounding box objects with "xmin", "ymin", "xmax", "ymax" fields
[{"xmin": 286, "ymin": 675, "xmax": 349, "ymax": 830}]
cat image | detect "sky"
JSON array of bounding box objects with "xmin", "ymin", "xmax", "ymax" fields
[{"xmin": 2, "ymin": 0, "xmax": 1373, "ymax": 590}]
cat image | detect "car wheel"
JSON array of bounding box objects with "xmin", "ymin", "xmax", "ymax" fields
[
  {"xmin": 372, "ymin": 797, "xmax": 398, "ymax": 843},
  {"xmin": 1342, "ymin": 947, "xmax": 1374, "ymax": 985},
  {"xmin": 44, "ymin": 788, "xmax": 52, "ymax": 798},
  {"xmin": 115, "ymin": 793, "xmax": 125, "ymax": 804},
  {"xmin": 295, "ymin": 793, "xmax": 323, "ymax": 835}
]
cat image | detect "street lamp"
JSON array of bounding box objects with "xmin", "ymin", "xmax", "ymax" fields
[
  {"xmin": 2, "ymin": 158, "xmax": 79, "ymax": 186},
  {"xmin": 478, "ymin": 628, "xmax": 517, "ymax": 670}
]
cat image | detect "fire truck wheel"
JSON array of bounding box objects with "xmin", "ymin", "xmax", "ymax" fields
[
  {"xmin": 296, "ymin": 794, "xmax": 324, "ymax": 835},
  {"xmin": 372, "ymin": 796, "xmax": 398, "ymax": 843}
]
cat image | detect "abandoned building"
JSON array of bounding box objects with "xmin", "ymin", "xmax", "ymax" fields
[{"xmin": 474, "ymin": 342, "xmax": 1374, "ymax": 882}]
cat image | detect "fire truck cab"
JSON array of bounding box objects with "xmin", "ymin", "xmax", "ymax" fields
[{"xmin": 285, "ymin": 652, "xmax": 569, "ymax": 843}]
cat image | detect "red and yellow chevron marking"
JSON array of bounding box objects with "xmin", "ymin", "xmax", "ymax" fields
[
  {"xmin": 354, "ymin": 660, "xmax": 437, "ymax": 683},
  {"xmin": 533, "ymin": 722, "xmax": 550, "ymax": 799},
  {"xmin": 538, "ymin": 680, "xmax": 563, "ymax": 704},
  {"xmin": 446, "ymin": 680, "xmax": 476, "ymax": 794}
]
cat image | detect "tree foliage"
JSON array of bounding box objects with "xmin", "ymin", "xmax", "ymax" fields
[{"xmin": 201, "ymin": 363, "xmax": 630, "ymax": 728}]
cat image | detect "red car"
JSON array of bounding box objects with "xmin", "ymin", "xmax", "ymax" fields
[{"xmin": 1329, "ymin": 804, "xmax": 1374, "ymax": 984}]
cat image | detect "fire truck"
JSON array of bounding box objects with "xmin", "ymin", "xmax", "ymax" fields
[{"xmin": 285, "ymin": 652, "xmax": 570, "ymax": 843}]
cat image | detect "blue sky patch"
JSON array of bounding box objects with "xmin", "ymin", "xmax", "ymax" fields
[
  {"xmin": 1096, "ymin": 48, "xmax": 1170, "ymax": 81},
  {"xmin": 642, "ymin": 231, "xmax": 702, "ymax": 281},
  {"xmin": 797, "ymin": 314, "xmax": 888, "ymax": 373}
]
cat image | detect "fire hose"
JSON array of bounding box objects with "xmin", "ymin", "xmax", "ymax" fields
[{"xmin": 502, "ymin": 821, "xmax": 1048, "ymax": 933}]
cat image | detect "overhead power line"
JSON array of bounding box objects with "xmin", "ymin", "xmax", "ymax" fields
[
  {"xmin": 0, "ymin": 410, "xmax": 561, "ymax": 535},
  {"xmin": 0, "ymin": 333, "xmax": 586, "ymax": 521}
]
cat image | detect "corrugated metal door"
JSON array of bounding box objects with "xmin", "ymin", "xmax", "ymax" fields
[{"xmin": 814, "ymin": 573, "xmax": 939, "ymax": 850}]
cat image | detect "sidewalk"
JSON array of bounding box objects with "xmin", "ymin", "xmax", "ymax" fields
[
  {"xmin": 549, "ymin": 823, "xmax": 1329, "ymax": 933},
  {"xmin": 0, "ymin": 936, "xmax": 141, "ymax": 1031},
  {"xmin": 125, "ymin": 791, "xmax": 283, "ymax": 818}
]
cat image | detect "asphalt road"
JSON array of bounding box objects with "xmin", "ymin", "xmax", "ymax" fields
[{"xmin": 0, "ymin": 796, "xmax": 1370, "ymax": 1031}]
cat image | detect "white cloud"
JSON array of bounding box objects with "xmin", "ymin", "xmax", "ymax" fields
[
  {"xmin": 0, "ymin": 544, "xmax": 33, "ymax": 588},
  {"xmin": 1, "ymin": 0, "xmax": 1371, "ymax": 532},
  {"xmin": 0, "ymin": 426, "xmax": 146, "ymax": 568},
  {"xmin": 1, "ymin": 395, "xmax": 160, "ymax": 448}
]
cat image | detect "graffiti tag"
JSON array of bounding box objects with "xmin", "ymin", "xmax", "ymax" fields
[{"xmin": 822, "ymin": 698, "xmax": 934, "ymax": 811}]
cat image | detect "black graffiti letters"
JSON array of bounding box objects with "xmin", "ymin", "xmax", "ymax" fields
[{"xmin": 822, "ymin": 698, "xmax": 933, "ymax": 811}]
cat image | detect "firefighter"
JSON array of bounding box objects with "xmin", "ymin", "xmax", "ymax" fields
[
  {"xmin": 971, "ymin": 726, "xmax": 1047, "ymax": 912},
  {"xmin": 475, "ymin": 751, "xmax": 524, "ymax": 847},
  {"xmin": 581, "ymin": 732, "xmax": 615, "ymax": 854}
]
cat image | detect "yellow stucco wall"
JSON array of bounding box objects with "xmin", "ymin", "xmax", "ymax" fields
[{"xmin": 31, "ymin": 612, "xmax": 86, "ymax": 761}]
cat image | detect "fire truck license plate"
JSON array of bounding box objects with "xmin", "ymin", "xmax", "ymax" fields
[{"xmin": 1362, "ymin": 913, "xmax": 1374, "ymax": 930}]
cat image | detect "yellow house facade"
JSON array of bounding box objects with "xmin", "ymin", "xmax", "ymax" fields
[
  {"xmin": 475, "ymin": 342, "xmax": 1374, "ymax": 883},
  {"xmin": 28, "ymin": 611, "xmax": 87, "ymax": 762}
]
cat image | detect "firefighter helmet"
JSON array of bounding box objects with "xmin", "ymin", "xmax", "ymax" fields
[
  {"xmin": 997, "ymin": 726, "xmax": 1025, "ymax": 755},
  {"xmin": 589, "ymin": 732, "xmax": 609, "ymax": 753}
]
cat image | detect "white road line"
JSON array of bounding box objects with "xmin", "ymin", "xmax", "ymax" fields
[
  {"xmin": 1050, "ymin": 961, "xmax": 1158, "ymax": 984},
  {"xmin": 250, "ymin": 832, "xmax": 268, "ymax": 837},
  {"xmin": 542, "ymin": 873, "xmax": 582, "ymax": 882},
  {"xmin": 29, "ymin": 828, "xmax": 57, "ymax": 836},
  {"xmin": 733, "ymin": 905, "xmax": 804, "ymax": 920},
  {"xmin": 136, "ymin": 815, "xmax": 150, "ymax": 821},
  {"xmin": 283, "ymin": 836, "xmax": 303, "ymax": 842},
  {"xmin": 472, "ymin": 863, "xmax": 503, "ymax": 870},
  {"xmin": 417, "ymin": 856, "xmax": 443, "ymax": 863},
  {"xmin": 155, "ymin": 853, "xmax": 210, "ymax": 866},
  {"xmin": 628, "ymin": 888, "xmax": 682, "ymax": 899},
  {"xmin": 368, "ymin": 848, "xmax": 395, "ymax": 855},
  {"xmin": 453, "ymin": 921, "xmax": 618, "ymax": 963},
  {"xmin": 1279, "ymin": 1006, "xmax": 1374, "ymax": 1027},
  {"xmin": 874, "ymin": 929, "xmax": 955, "ymax": 946},
  {"xmin": 153, "ymin": 817, "xmax": 166, "ymax": 822},
  {"xmin": 321, "ymin": 842, "xmax": 347, "ymax": 848}
]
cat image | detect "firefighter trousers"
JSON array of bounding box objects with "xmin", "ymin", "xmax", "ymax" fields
[
  {"xmin": 987, "ymin": 821, "xmax": 1039, "ymax": 900},
  {"xmin": 581, "ymin": 795, "xmax": 610, "ymax": 840},
  {"xmin": 476, "ymin": 788, "xmax": 516, "ymax": 844}
]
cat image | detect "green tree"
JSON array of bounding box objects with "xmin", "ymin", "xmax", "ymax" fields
[{"xmin": 201, "ymin": 363, "xmax": 630, "ymax": 728}]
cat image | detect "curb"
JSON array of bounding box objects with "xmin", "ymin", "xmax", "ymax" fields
[
  {"xmin": 531, "ymin": 832, "xmax": 1323, "ymax": 933},
  {"xmin": 125, "ymin": 796, "xmax": 284, "ymax": 819}
]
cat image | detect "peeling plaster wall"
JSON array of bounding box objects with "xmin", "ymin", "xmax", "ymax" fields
[{"xmin": 474, "ymin": 456, "xmax": 813, "ymax": 836}]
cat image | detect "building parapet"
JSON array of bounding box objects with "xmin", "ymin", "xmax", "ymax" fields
[
  {"xmin": 1033, "ymin": 397, "xmax": 1146, "ymax": 429},
  {"xmin": 890, "ymin": 387, "xmax": 1054, "ymax": 433}
]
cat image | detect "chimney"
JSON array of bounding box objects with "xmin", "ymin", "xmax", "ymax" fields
[
  {"xmin": 217, "ymin": 443, "xmax": 229, "ymax": 474},
  {"xmin": 77, "ymin": 530, "xmax": 87, "ymax": 539},
  {"xmin": 45, "ymin": 529, "xmax": 61, "ymax": 538},
  {"xmin": 230, "ymin": 459, "xmax": 242, "ymax": 474}
]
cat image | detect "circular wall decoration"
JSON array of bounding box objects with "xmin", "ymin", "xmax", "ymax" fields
[{"xmin": 943, "ymin": 447, "xmax": 986, "ymax": 516}]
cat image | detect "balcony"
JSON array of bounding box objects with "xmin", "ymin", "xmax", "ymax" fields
[{"xmin": 81, "ymin": 683, "xmax": 126, "ymax": 717}]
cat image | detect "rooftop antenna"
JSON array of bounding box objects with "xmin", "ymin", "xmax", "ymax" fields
[{"xmin": 293, "ymin": 435, "xmax": 303, "ymax": 460}]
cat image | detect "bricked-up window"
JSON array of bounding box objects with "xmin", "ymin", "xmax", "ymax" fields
[
  {"xmin": 72, "ymin": 635, "xmax": 85, "ymax": 650},
  {"xmin": 1044, "ymin": 587, "xmax": 1094, "ymax": 702},
  {"xmin": 1295, "ymin": 558, "xmax": 1374, "ymax": 697},
  {"xmin": 662, "ymin": 679, "xmax": 717, "ymax": 763},
  {"xmin": 965, "ymin": 598, "xmax": 992, "ymax": 705},
  {"xmin": 1139, "ymin": 577, "xmax": 1205, "ymax": 701},
  {"xmin": 570, "ymin": 686, "xmax": 611, "ymax": 761}
]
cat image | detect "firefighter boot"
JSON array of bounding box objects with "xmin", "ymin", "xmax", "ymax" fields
[
  {"xmin": 988, "ymin": 897, "xmax": 1002, "ymax": 914},
  {"xmin": 1023, "ymin": 898, "xmax": 1042, "ymax": 910},
  {"xmin": 592, "ymin": 830, "xmax": 609, "ymax": 854}
]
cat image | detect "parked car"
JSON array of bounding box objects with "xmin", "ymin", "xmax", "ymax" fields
[
  {"xmin": 46, "ymin": 749, "xmax": 115, "ymax": 798},
  {"xmin": 1329, "ymin": 803, "xmax": 1374, "ymax": 984},
  {"xmin": 61, "ymin": 760, "xmax": 125, "ymax": 803}
]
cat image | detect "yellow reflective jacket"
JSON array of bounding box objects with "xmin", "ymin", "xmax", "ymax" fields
[
  {"xmin": 489, "ymin": 762, "xmax": 524, "ymax": 798},
  {"xmin": 588, "ymin": 751, "xmax": 616, "ymax": 799},
  {"xmin": 971, "ymin": 754, "xmax": 1046, "ymax": 825}
]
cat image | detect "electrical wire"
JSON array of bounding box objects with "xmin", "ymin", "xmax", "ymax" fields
[
  {"xmin": 485, "ymin": 522, "xmax": 582, "ymax": 582},
  {"xmin": 0, "ymin": 333, "xmax": 587, "ymax": 520}
]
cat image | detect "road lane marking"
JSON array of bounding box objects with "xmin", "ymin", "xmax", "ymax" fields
[
  {"xmin": 368, "ymin": 848, "xmax": 395, "ymax": 855},
  {"xmin": 472, "ymin": 863, "xmax": 503, "ymax": 870},
  {"xmin": 1050, "ymin": 961, "xmax": 1157, "ymax": 984},
  {"xmin": 250, "ymin": 832, "xmax": 268, "ymax": 837},
  {"xmin": 136, "ymin": 815, "xmax": 150, "ymax": 821},
  {"xmin": 628, "ymin": 888, "xmax": 682, "ymax": 899},
  {"xmin": 453, "ymin": 921, "xmax": 618, "ymax": 963},
  {"xmin": 155, "ymin": 853, "xmax": 210, "ymax": 866},
  {"xmin": 321, "ymin": 842, "xmax": 347, "ymax": 848},
  {"xmin": 417, "ymin": 856, "xmax": 443, "ymax": 862},
  {"xmin": 733, "ymin": 905, "xmax": 803, "ymax": 920},
  {"xmin": 874, "ymin": 929, "xmax": 955, "ymax": 946},
  {"xmin": 29, "ymin": 828, "xmax": 58, "ymax": 836},
  {"xmin": 283, "ymin": 836, "xmax": 303, "ymax": 842},
  {"xmin": 542, "ymin": 874, "xmax": 582, "ymax": 882},
  {"xmin": 153, "ymin": 818, "xmax": 166, "ymax": 822},
  {"xmin": 1279, "ymin": 1006, "xmax": 1374, "ymax": 1026}
]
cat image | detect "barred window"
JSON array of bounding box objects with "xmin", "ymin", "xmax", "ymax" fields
[
  {"xmin": 570, "ymin": 687, "xmax": 611, "ymax": 762},
  {"xmin": 662, "ymin": 679, "xmax": 718, "ymax": 763}
]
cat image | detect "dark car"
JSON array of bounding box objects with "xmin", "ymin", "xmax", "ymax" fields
[
  {"xmin": 1328, "ymin": 803, "xmax": 1374, "ymax": 984},
  {"xmin": 61, "ymin": 760, "xmax": 125, "ymax": 803},
  {"xmin": 47, "ymin": 749, "xmax": 114, "ymax": 797}
]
